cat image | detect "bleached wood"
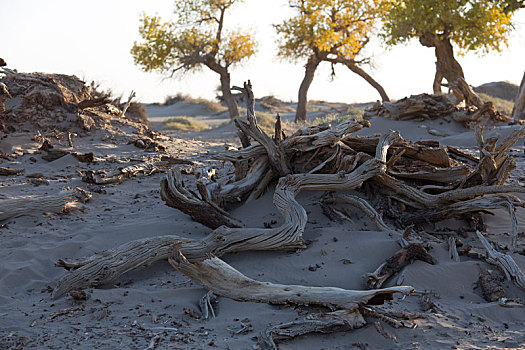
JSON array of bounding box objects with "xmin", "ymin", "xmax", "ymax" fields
[
  {"xmin": 259, "ymin": 310, "xmax": 365, "ymax": 350},
  {"xmin": 476, "ymin": 231, "xmax": 525, "ymax": 292},
  {"xmin": 53, "ymin": 131, "xmax": 399, "ymax": 297},
  {"xmin": 169, "ymin": 252, "xmax": 414, "ymax": 310},
  {"xmin": 0, "ymin": 190, "xmax": 74, "ymax": 221}
]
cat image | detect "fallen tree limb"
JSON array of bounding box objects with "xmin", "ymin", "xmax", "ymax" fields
[
  {"xmin": 476, "ymin": 264, "xmax": 505, "ymax": 302},
  {"xmin": 259, "ymin": 309, "xmax": 365, "ymax": 350},
  {"xmin": 476, "ymin": 230, "xmax": 525, "ymax": 292},
  {"xmin": 0, "ymin": 190, "xmax": 74, "ymax": 221},
  {"xmin": 54, "ymin": 131, "xmax": 399, "ymax": 297},
  {"xmin": 169, "ymin": 251, "xmax": 414, "ymax": 310},
  {"xmin": 366, "ymin": 243, "xmax": 435, "ymax": 289},
  {"xmin": 160, "ymin": 168, "xmax": 242, "ymax": 229},
  {"xmin": 0, "ymin": 167, "xmax": 24, "ymax": 176},
  {"xmin": 233, "ymin": 81, "xmax": 290, "ymax": 177},
  {"xmin": 82, "ymin": 162, "xmax": 157, "ymax": 184}
]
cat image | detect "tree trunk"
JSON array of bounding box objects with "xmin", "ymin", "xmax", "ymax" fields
[
  {"xmin": 420, "ymin": 34, "xmax": 482, "ymax": 107},
  {"xmin": 220, "ymin": 72, "xmax": 239, "ymax": 119},
  {"xmin": 433, "ymin": 71, "xmax": 444, "ymax": 95},
  {"xmin": 295, "ymin": 55, "xmax": 320, "ymax": 123},
  {"xmin": 344, "ymin": 60, "xmax": 390, "ymax": 102},
  {"xmin": 513, "ymin": 70, "xmax": 525, "ymax": 121}
]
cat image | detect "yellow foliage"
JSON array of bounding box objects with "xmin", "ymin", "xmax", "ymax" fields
[
  {"xmin": 275, "ymin": 0, "xmax": 382, "ymax": 60},
  {"xmin": 131, "ymin": 0, "xmax": 256, "ymax": 74},
  {"xmin": 381, "ymin": 0, "xmax": 516, "ymax": 54}
]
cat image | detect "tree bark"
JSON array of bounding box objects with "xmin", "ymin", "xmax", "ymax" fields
[
  {"xmin": 513, "ymin": 70, "xmax": 525, "ymax": 121},
  {"xmin": 220, "ymin": 71, "xmax": 239, "ymax": 119},
  {"xmin": 295, "ymin": 55, "xmax": 320, "ymax": 123},
  {"xmin": 343, "ymin": 60, "xmax": 390, "ymax": 102}
]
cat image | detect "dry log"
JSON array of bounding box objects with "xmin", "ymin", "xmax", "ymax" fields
[
  {"xmin": 323, "ymin": 194, "xmax": 396, "ymax": 235},
  {"xmin": 42, "ymin": 149, "xmax": 94, "ymax": 163},
  {"xmin": 213, "ymin": 118, "xmax": 368, "ymax": 163},
  {"xmin": 259, "ymin": 310, "xmax": 365, "ymax": 350},
  {"xmin": 0, "ymin": 167, "xmax": 24, "ymax": 176},
  {"xmin": 366, "ymin": 243, "xmax": 435, "ymax": 289},
  {"xmin": 82, "ymin": 162, "xmax": 156, "ymax": 184},
  {"xmin": 476, "ymin": 231, "xmax": 525, "ymax": 292},
  {"xmin": 160, "ymin": 168, "xmax": 242, "ymax": 229},
  {"xmin": 0, "ymin": 190, "xmax": 74, "ymax": 221},
  {"xmin": 342, "ymin": 136, "xmax": 452, "ymax": 168},
  {"xmin": 53, "ymin": 132, "xmax": 399, "ymax": 297},
  {"xmin": 476, "ymin": 264, "xmax": 505, "ymax": 302},
  {"xmin": 233, "ymin": 81, "xmax": 290, "ymax": 177},
  {"xmin": 389, "ymin": 165, "xmax": 469, "ymax": 184},
  {"xmin": 364, "ymin": 93, "xmax": 510, "ymax": 127},
  {"xmin": 52, "ymin": 236, "xmax": 187, "ymax": 298},
  {"xmin": 448, "ymin": 237, "xmax": 460, "ymax": 262},
  {"xmin": 205, "ymin": 156, "xmax": 269, "ymax": 206},
  {"xmin": 399, "ymin": 194, "xmax": 524, "ymax": 226},
  {"xmin": 363, "ymin": 94, "xmax": 455, "ymax": 121},
  {"xmin": 460, "ymin": 127, "xmax": 525, "ymax": 188},
  {"xmin": 169, "ymin": 251, "xmax": 414, "ymax": 310},
  {"xmin": 376, "ymin": 174, "xmax": 525, "ymax": 209},
  {"xmin": 120, "ymin": 90, "xmax": 136, "ymax": 118}
]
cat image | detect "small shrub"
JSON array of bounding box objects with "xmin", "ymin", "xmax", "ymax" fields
[
  {"xmin": 163, "ymin": 117, "xmax": 210, "ymax": 131},
  {"xmin": 164, "ymin": 93, "xmax": 226, "ymax": 113},
  {"xmin": 477, "ymin": 92, "xmax": 514, "ymax": 115}
]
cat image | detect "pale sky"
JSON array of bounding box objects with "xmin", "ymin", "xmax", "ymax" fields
[{"xmin": 1, "ymin": 0, "xmax": 524, "ymax": 104}]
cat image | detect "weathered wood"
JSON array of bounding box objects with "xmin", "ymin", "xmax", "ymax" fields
[
  {"xmin": 376, "ymin": 173, "xmax": 525, "ymax": 209},
  {"xmin": 364, "ymin": 94, "xmax": 455, "ymax": 121},
  {"xmin": 0, "ymin": 190, "xmax": 74, "ymax": 222},
  {"xmin": 52, "ymin": 236, "xmax": 187, "ymax": 298},
  {"xmin": 53, "ymin": 132, "xmax": 399, "ymax": 297},
  {"xmin": 389, "ymin": 165, "xmax": 470, "ymax": 184},
  {"xmin": 399, "ymin": 194, "xmax": 524, "ymax": 226},
  {"xmin": 342, "ymin": 136, "xmax": 452, "ymax": 168},
  {"xmin": 259, "ymin": 310, "xmax": 365, "ymax": 350},
  {"xmin": 82, "ymin": 162, "xmax": 156, "ymax": 184},
  {"xmin": 233, "ymin": 81, "xmax": 290, "ymax": 177},
  {"xmin": 169, "ymin": 251, "xmax": 414, "ymax": 310},
  {"xmin": 0, "ymin": 167, "xmax": 24, "ymax": 176},
  {"xmin": 366, "ymin": 243, "xmax": 435, "ymax": 289},
  {"xmin": 476, "ymin": 230, "xmax": 525, "ymax": 292},
  {"xmin": 160, "ymin": 168, "xmax": 242, "ymax": 229},
  {"xmin": 476, "ymin": 264, "xmax": 505, "ymax": 302}
]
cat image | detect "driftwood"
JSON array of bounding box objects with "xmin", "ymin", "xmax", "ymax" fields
[
  {"xmin": 0, "ymin": 190, "xmax": 74, "ymax": 221},
  {"xmin": 170, "ymin": 251, "xmax": 414, "ymax": 310},
  {"xmin": 364, "ymin": 93, "xmax": 511, "ymax": 127},
  {"xmin": 82, "ymin": 162, "xmax": 157, "ymax": 184},
  {"xmin": 233, "ymin": 81, "xmax": 290, "ymax": 177},
  {"xmin": 160, "ymin": 168, "xmax": 242, "ymax": 229},
  {"xmin": 0, "ymin": 167, "xmax": 24, "ymax": 176},
  {"xmin": 53, "ymin": 128, "xmax": 399, "ymax": 297},
  {"xmin": 476, "ymin": 264, "xmax": 505, "ymax": 302},
  {"xmin": 259, "ymin": 310, "xmax": 365, "ymax": 350},
  {"xmin": 366, "ymin": 243, "xmax": 435, "ymax": 289},
  {"xmin": 476, "ymin": 231, "xmax": 525, "ymax": 292},
  {"xmin": 342, "ymin": 136, "xmax": 452, "ymax": 168}
]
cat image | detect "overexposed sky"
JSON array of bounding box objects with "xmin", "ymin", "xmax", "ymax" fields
[{"xmin": 1, "ymin": 0, "xmax": 524, "ymax": 104}]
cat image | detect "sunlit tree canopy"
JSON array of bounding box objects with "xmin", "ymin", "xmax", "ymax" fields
[
  {"xmin": 381, "ymin": 0, "xmax": 515, "ymax": 55},
  {"xmin": 131, "ymin": 0, "xmax": 256, "ymax": 74},
  {"xmin": 275, "ymin": 0, "xmax": 382, "ymax": 61}
]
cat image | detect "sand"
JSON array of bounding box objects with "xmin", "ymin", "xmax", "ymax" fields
[{"xmin": 1, "ymin": 98, "xmax": 524, "ymax": 349}]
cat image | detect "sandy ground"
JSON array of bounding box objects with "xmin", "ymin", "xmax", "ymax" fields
[{"xmin": 1, "ymin": 100, "xmax": 525, "ymax": 349}]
